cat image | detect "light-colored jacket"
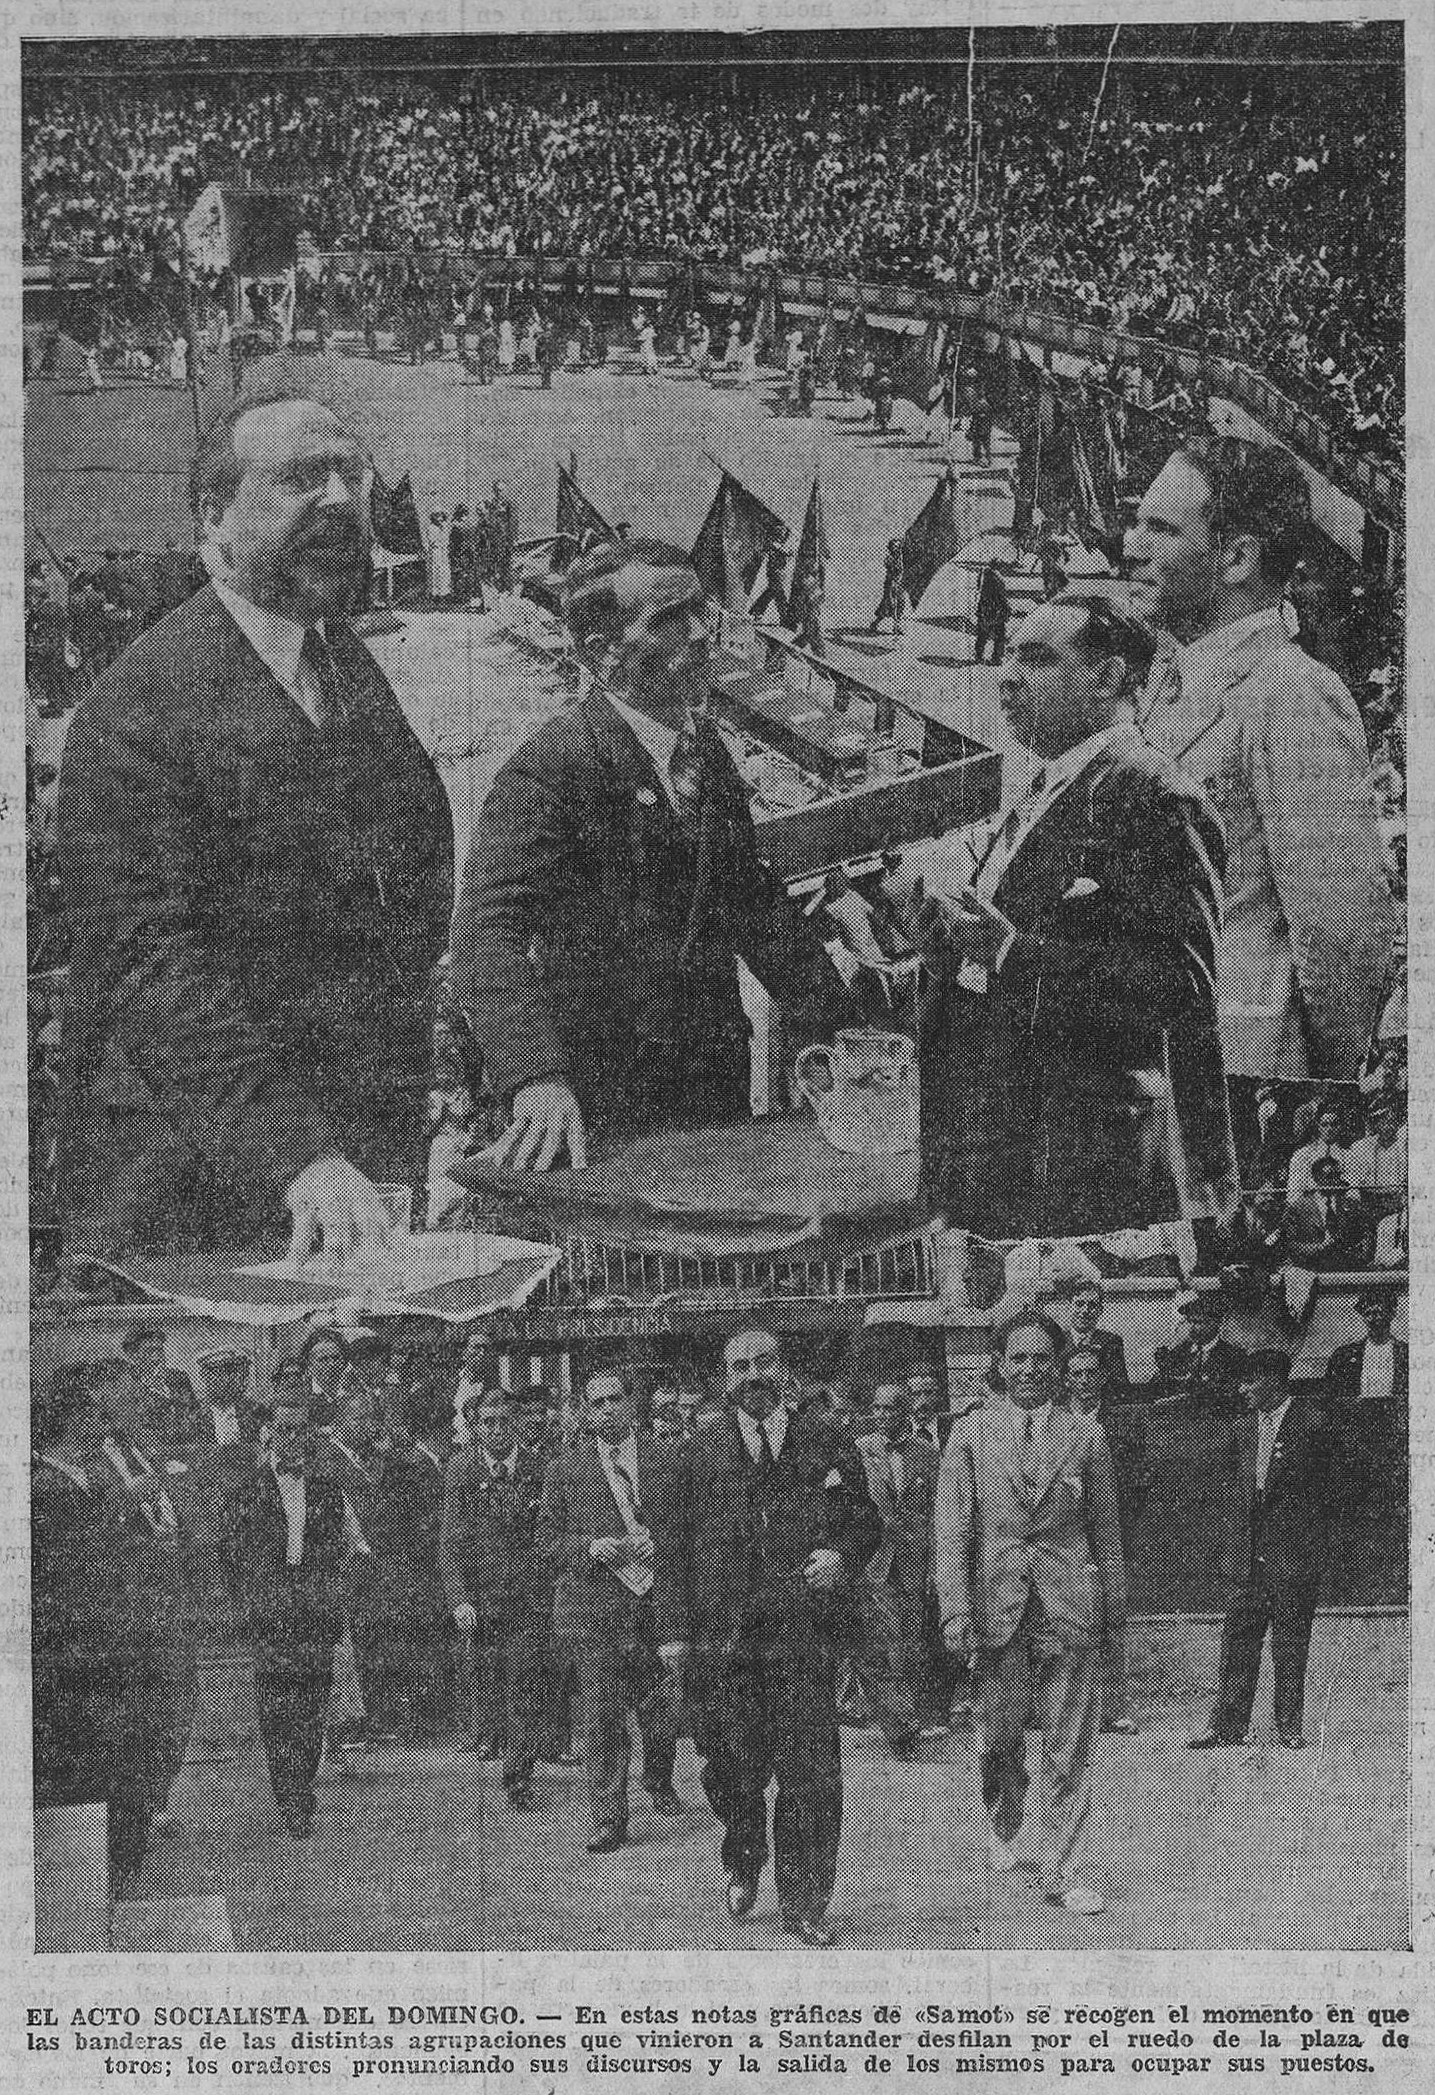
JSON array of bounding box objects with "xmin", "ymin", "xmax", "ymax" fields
[
  {"xmin": 930, "ymin": 1396, "xmax": 1126, "ymax": 1652},
  {"xmin": 1141, "ymin": 609, "xmax": 1395, "ymax": 1081}
]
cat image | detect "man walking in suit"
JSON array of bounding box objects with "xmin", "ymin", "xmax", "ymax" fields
[
  {"xmin": 440, "ymin": 1387, "xmax": 552, "ymax": 1805},
  {"xmin": 932, "ymin": 1311, "xmax": 1126, "ymax": 1914},
  {"xmin": 1189, "ymin": 1350, "xmax": 1340, "ymax": 1750},
  {"xmin": 220, "ymin": 1395, "xmax": 368, "ymax": 1837},
  {"xmin": 852, "ymin": 1385, "xmax": 939, "ymax": 1758},
  {"xmin": 1129, "ymin": 438, "xmax": 1394, "ymax": 1085},
  {"xmin": 653, "ymin": 1329, "xmax": 879, "ymax": 1945},
  {"xmin": 453, "ymin": 537, "xmax": 854, "ymax": 1172},
  {"xmin": 56, "ymin": 389, "xmax": 454, "ymax": 1259},
  {"xmin": 537, "ymin": 1373, "xmax": 681, "ymax": 1852},
  {"xmin": 896, "ymin": 594, "xmax": 1237, "ymax": 1240}
]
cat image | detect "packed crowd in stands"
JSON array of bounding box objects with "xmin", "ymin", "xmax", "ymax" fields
[{"xmin": 24, "ymin": 60, "xmax": 1402, "ymax": 457}]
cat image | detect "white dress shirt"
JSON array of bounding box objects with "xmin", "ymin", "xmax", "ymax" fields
[
  {"xmin": 208, "ymin": 574, "xmax": 330, "ymax": 730},
  {"xmin": 1359, "ymin": 1341, "xmax": 1396, "ymax": 1409},
  {"xmin": 735, "ymin": 1404, "xmax": 788, "ymax": 1465},
  {"xmin": 211, "ymin": 1403, "xmax": 240, "ymax": 1448},
  {"xmin": 1256, "ymin": 1394, "xmax": 1294, "ymax": 1494},
  {"xmin": 270, "ymin": 1454, "xmax": 369, "ymax": 1567}
]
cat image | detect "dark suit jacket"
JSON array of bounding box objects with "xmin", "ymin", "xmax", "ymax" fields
[
  {"xmin": 538, "ymin": 1432, "xmax": 676, "ymax": 1648},
  {"xmin": 1324, "ymin": 1340, "xmax": 1407, "ymax": 1418},
  {"xmin": 919, "ymin": 726, "xmax": 1237, "ymax": 1241},
  {"xmin": 451, "ymin": 690, "xmax": 850, "ymax": 1150},
  {"xmin": 219, "ymin": 1465, "xmax": 353, "ymax": 1661},
  {"xmin": 440, "ymin": 1443, "xmax": 550, "ymax": 1621},
  {"xmin": 855, "ymin": 1430, "xmax": 939, "ymax": 1594},
  {"xmin": 652, "ymin": 1410, "xmax": 879, "ymax": 1653},
  {"xmin": 56, "ymin": 583, "xmax": 453, "ymax": 1255},
  {"xmin": 1215, "ymin": 1395, "xmax": 1340, "ymax": 1593},
  {"xmin": 1154, "ymin": 1335, "xmax": 1248, "ymax": 1414}
]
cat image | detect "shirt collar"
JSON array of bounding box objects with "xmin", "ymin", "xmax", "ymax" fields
[
  {"xmin": 1006, "ymin": 1395, "xmax": 1052, "ymax": 1435},
  {"xmin": 1028, "ymin": 719, "xmax": 1130, "ymax": 804},
  {"xmin": 483, "ymin": 1447, "xmax": 517, "ymax": 1478},
  {"xmin": 209, "ymin": 572, "xmax": 315, "ymax": 697},
  {"xmin": 1174, "ymin": 605, "xmax": 1286, "ymax": 678},
  {"xmin": 600, "ymin": 1431, "xmax": 639, "ymax": 1474}
]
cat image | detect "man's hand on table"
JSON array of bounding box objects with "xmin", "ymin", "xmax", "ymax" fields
[{"xmin": 486, "ymin": 1082, "xmax": 588, "ymax": 1172}]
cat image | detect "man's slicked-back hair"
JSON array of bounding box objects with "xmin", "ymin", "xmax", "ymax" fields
[
  {"xmin": 561, "ymin": 535, "xmax": 697, "ymax": 652},
  {"xmin": 188, "ymin": 387, "xmax": 356, "ymax": 521},
  {"xmin": 1177, "ymin": 435, "xmax": 1312, "ymax": 590},
  {"xmin": 1056, "ymin": 593, "xmax": 1160, "ymax": 682},
  {"xmin": 993, "ymin": 1308, "xmax": 1066, "ymax": 1362}
]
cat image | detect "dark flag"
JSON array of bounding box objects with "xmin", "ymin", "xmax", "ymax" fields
[
  {"xmin": 370, "ymin": 468, "xmax": 424, "ymax": 558},
  {"xmin": 752, "ymin": 270, "xmax": 785, "ymax": 363},
  {"xmin": 810, "ymin": 282, "xmax": 834, "ymax": 378},
  {"xmin": 889, "ymin": 319, "xmax": 949, "ymax": 415},
  {"xmin": 787, "ymin": 475, "xmax": 828, "ymax": 637},
  {"xmin": 690, "ymin": 471, "xmax": 787, "ymax": 612},
  {"xmin": 556, "ymin": 464, "xmax": 617, "ymax": 567},
  {"xmin": 615, "ymin": 260, "xmax": 635, "ymax": 340},
  {"xmin": 900, "ymin": 467, "xmax": 964, "ymax": 609}
]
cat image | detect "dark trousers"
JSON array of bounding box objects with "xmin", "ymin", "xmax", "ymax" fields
[
  {"xmin": 463, "ymin": 1612, "xmax": 549, "ymax": 1786},
  {"xmin": 1210, "ymin": 1575, "xmax": 1319, "ymax": 1739},
  {"xmin": 693, "ymin": 1620, "xmax": 843, "ymax": 1923},
  {"xmin": 974, "ymin": 618, "xmax": 1007, "ymax": 664},
  {"xmin": 252, "ymin": 1641, "xmax": 335, "ymax": 1817},
  {"xmin": 848, "ymin": 1583, "xmax": 922, "ymax": 1745},
  {"xmin": 34, "ymin": 1653, "xmax": 152, "ymax": 1878},
  {"xmin": 563, "ymin": 1628, "xmax": 677, "ymax": 1838}
]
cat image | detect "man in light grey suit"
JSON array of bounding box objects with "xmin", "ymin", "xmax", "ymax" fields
[
  {"xmin": 932, "ymin": 1311, "xmax": 1126, "ymax": 1914},
  {"xmin": 852, "ymin": 1385, "xmax": 940, "ymax": 1757},
  {"xmin": 1128, "ymin": 437, "xmax": 1395, "ymax": 1084}
]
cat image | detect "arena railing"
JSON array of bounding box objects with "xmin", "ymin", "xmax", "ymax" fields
[
  {"xmin": 25, "ymin": 248, "xmax": 1401, "ymax": 530},
  {"xmin": 295, "ymin": 250, "xmax": 1402, "ymax": 534}
]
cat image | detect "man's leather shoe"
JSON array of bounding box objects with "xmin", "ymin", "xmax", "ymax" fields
[
  {"xmin": 586, "ymin": 1826, "xmax": 626, "ymax": 1854},
  {"xmin": 1277, "ymin": 1730, "xmax": 1308, "ymax": 1749},
  {"xmin": 647, "ymin": 1786, "xmax": 684, "ymax": 1815},
  {"xmin": 506, "ymin": 1781, "xmax": 536, "ymax": 1810},
  {"xmin": 782, "ymin": 1913, "xmax": 835, "ymax": 1947},
  {"xmin": 1187, "ymin": 1730, "xmax": 1243, "ymax": 1749},
  {"xmin": 725, "ymin": 1873, "xmax": 759, "ymax": 1918}
]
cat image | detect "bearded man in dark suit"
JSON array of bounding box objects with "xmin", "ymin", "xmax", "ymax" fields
[
  {"xmin": 653, "ymin": 1329, "xmax": 879, "ymax": 1947},
  {"xmin": 56, "ymin": 390, "xmax": 453, "ymax": 1260},
  {"xmin": 451, "ymin": 538, "xmax": 854, "ymax": 1172},
  {"xmin": 895, "ymin": 595, "xmax": 1237, "ymax": 1241}
]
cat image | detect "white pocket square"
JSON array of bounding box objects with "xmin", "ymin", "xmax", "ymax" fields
[
  {"xmin": 1063, "ymin": 876, "xmax": 1100, "ymax": 900},
  {"xmin": 823, "ymin": 1469, "xmax": 844, "ymax": 1489},
  {"xmin": 636, "ymin": 787, "xmax": 659, "ymax": 807}
]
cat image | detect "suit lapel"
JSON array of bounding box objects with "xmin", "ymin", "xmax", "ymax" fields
[{"xmin": 1024, "ymin": 1403, "xmax": 1084, "ymax": 1507}]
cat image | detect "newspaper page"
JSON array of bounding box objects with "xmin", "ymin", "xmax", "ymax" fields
[{"xmin": 7, "ymin": 0, "xmax": 1428, "ymax": 2083}]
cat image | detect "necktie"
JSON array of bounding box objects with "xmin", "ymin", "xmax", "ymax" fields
[
  {"xmin": 611, "ymin": 1458, "xmax": 642, "ymax": 1529},
  {"xmin": 971, "ymin": 767, "xmax": 1047, "ymax": 899},
  {"xmin": 300, "ymin": 625, "xmax": 351, "ymax": 731},
  {"xmin": 1140, "ymin": 649, "xmax": 1181, "ymax": 725},
  {"xmin": 1020, "ymin": 1410, "xmax": 1042, "ymax": 1492},
  {"xmin": 750, "ymin": 1419, "xmax": 774, "ymax": 1471}
]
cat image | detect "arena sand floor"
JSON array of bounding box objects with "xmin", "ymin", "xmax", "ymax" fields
[{"xmin": 117, "ymin": 1614, "xmax": 1405, "ymax": 1953}]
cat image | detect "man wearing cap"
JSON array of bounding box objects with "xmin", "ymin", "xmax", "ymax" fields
[
  {"xmin": 653, "ymin": 1330, "xmax": 878, "ymax": 1946},
  {"xmin": 452, "ymin": 537, "xmax": 856, "ymax": 1175},
  {"xmin": 537, "ymin": 1373, "xmax": 681, "ymax": 1850},
  {"xmin": 1190, "ymin": 1350, "xmax": 1341, "ymax": 1750},
  {"xmin": 1155, "ymin": 1292, "xmax": 1244, "ymax": 1413},
  {"xmin": 55, "ymin": 390, "xmax": 453, "ymax": 1262},
  {"xmin": 221, "ymin": 1394, "xmax": 369, "ymax": 1836},
  {"xmin": 120, "ymin": 1326, "xmax": 201, "ymax": 1443},
  {"xmin": 932, "ymin": 1312, "xmax": 1126, "ymax": 1915},
  {"xmin": 440, "ymin": 1388, "xmax": 551, "ymax": 1799}
]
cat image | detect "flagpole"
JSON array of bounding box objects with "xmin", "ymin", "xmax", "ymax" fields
[
  {"xmin": 176, "ymin": 215, "xmax": 204, "ymax": 445},
  {"xmin": 966, "ymin": 26, "xmax": 976, "ymax": 169},
  {"xmin": 1084, "ymin": 23, "xmax": 1121, "ymax": 162}
]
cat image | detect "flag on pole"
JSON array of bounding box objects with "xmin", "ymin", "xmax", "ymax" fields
[
  {"xmin": 370, "ymin": 468, "xmax": 425, "ymax": 558},
  {"xmin": 556, "ymin": 463, "xmax": 617, "ymax": 566},
  {"xmin": 899, "ymin": 467, "xmax": 965, "ymax": 609},
  {"xmin": 889, "ymin": 319, "xmax": 949, "ymax": 414},
  {"xmin": 690, "ymin": 471, "xmax": 787, "ymax": 612},
  {"xmin": 787, "ymin": 476, "xmax": 828, "ymax": 638}
]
